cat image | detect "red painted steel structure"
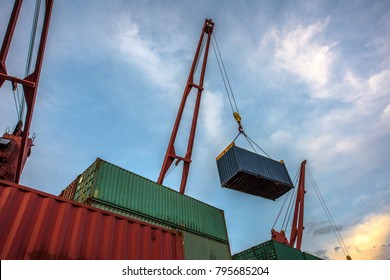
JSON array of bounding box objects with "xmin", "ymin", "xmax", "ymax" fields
[
  {"xmin": 0, "ymin": 0, "xmax": 54, "ymax": 183},
  {"xmin": 157, "ymin": 19, "xmax": 214, "ymax": 195},
  {"xmin": 0, "ymin": 179, "xmax": 184, "ymax": 260},
  {"xmin": 272, "ymin": 160, "xmax": 307, "ymax": 250}
]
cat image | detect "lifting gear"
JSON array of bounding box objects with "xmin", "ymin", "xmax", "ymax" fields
[{"xmin": 212, "ymin": 32, "xmax": 271, "ymax": 158}]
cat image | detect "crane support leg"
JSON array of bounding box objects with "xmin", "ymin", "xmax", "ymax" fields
[
  {"xmin": 271, "ymin": 160, "xmax": 307, "ymax": 250},
  {"xmin": 157, "ymin": 19, "xmax": 214, "ymax": 194},
  {"xmin": 0, "ymin": 0, "xmax": 54, "ymax": 183},
  {"xmin": 0, "ymin": 0, "xmax": 22, "ymax": 80},
  {"xmin": 289, "ymin": 159, "xmax": 307, "ymax": 250}
]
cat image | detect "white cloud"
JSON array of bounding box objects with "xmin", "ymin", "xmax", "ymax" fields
[
  {"xmin": 293, "ymin": 64, "xmax": 390, "ymax": 171},
  {"xmin": 270, "ymin": 130, "xmax": 293, "ymax": 145},
  {"xmin": 115, "ymin": 16, "xmax": 181, "ymax": 94},
  {"xmin": 201, "ymin": 89, "xmax": 227, "ymax": 148},
  {"xmin": 368, "ymin": 70, "xmax": 390, "ymax": 97},
  {"xmin": 265, "ymin": 20, "xmax": 336, "ymax": 97},
  {"xmin": 328, "ymin": 213, "xmax": 390, "ymax": 260},
  {"xmin": 382, "ymin": 104, "xmax": 390, "ymax": 121}
]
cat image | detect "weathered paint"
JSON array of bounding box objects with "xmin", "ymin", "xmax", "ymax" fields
[
  {"xmin": 232, "ymin": 240, "xmax": 321, "ymax": 260},
  {"xmin": 59, "ymin": 175, "xmax": 79, "ymax": 200},
  {"xmin": 0, "ymin": 180, "xmax": 184, "ymax": 260},
  {"xmin": 216, "ymin": 144, "xmax": 294, "ymax": 200},
  {"xmin": 90, "ymin": 199, "xmax": 231, "ymax": 260},
  {"xmin": 61, "ymin": 158, "xmax": 229, "ymax": 242}
]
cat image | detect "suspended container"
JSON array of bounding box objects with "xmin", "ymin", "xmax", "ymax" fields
[
  {"xmin": 0, "ymin": 181, "xmax": 184, "ymax": 260},
  {"xmin": 216, "ymin": 143, "xmax": 294, "ymax": 200},
  {"xmin": 232, "ymin": 240, "xmax": 321, "ymax": 260},
  {"xmin": 60, "ymin": 158, "xmax": 230, "ymax": 243}
]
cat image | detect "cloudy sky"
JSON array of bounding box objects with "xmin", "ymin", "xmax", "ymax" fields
[{"xmin": 1, "ymin": 0, "xmax": 389, "ymax": 260}]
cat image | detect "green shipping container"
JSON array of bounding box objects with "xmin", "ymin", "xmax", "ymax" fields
[
  {"xmin": 89, "ymin": 199, "xmax": 231, "ymax": 260},
  {"xmin": 62, "ymin": 158, "xmax": 229, "ymax": 243},
  {"xmin": 232, "ymin": 240, "xmax": 315, "ymax": 260},
  {"xmin": 303, "ymin": 252, "xmax": 322, "ymax": 260}
]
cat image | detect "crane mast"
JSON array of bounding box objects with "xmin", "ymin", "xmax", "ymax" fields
[
  {"xmin": 271, "ymin": 159, "xmax": 307, "ymax": 250},
  {"xmin": 0, "ymin": 0, "xmax": 54, "ymax": 183},
  {"xmin": 157, "ymin": 19, "xmax": 214, "ymax": 194}
]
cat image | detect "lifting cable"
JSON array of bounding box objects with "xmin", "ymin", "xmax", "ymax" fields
[
  {"xmin": 283, "ymin": 168, "xmax": 300, "ymax": 232},
  {"xmin": 272, "ymin": 163, "xmax": 351, "ymax": 259},
  {"xmin": 211, "ymin": 33, "xmax": 239, "ymax": 118},
  {"xmin": 272, "ymin": 165, "xmax": 300, "ymax": 231},
  {"xmin": 211, "ymin": 32, "xmax": 271, "ymax": 158},
  {"xmin": 12, "ymin": 0, "xmax": 41, "ymax": 123},
  {"xmin": 306, "ymin": 166, "xmax": 351, "ymax": 259}
]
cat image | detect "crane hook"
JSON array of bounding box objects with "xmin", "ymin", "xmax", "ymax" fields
[{"xmin": 233, "ymin": 112, "xmax": 244, "ymax": 133}]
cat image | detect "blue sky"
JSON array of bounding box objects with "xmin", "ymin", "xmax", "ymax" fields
[{"xmin": 1, "ymin": 0, "xmax": 389, "ymax": 260}]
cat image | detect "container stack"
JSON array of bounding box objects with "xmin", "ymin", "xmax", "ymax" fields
[
  {"xmin": 60, "ymin": 158, "xmax": 231, "ymax": 260},
  {"xmin": 232, "ymin": 240, "xmax": 322, "ymax": 260},
  {"xmin": 0, "ymin": 181, "xmax": 184, "ymax": 260}
]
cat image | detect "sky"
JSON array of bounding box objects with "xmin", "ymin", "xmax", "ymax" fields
[{"xmin": 1, "ymin": 0, "xmax": 389, "ymax": 260}]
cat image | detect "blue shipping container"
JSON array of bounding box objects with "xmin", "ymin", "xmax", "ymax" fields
[{"xmin": 216, "ymin": 143, "xmax": 294, "ymax": 200}]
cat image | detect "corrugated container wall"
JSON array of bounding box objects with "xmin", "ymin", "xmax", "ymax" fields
[
  {"xmin": 59, "ymin": 158, "xmax": 231, "ymax": 260},
  {"xmin": 216, "ymin": 143, "xmax": 294, "ymax": 200},
  {"xmin": 60, "ymin": 158, "xmax": 229, "ymax": 242},
  {"xmin": 89, "ymin": 199, "xmax": 231, "ymax": 260},
  {"xmin": 303, "ymin": 252, "xmax": 323, "ymax": 260},
  {"xmin": 232, "ymin": 240, "xmax": 322, "ymax": 260},
  {"xmin": 59, "ymin": 175, "xmax": 79, "ymax": 200},
  {"xmin": 0, "ymin": 181, "xmax": 184, "ymax": 260}
]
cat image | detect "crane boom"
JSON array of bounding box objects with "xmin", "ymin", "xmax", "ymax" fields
[
  {"xmin": 157, "ymin": 19, "xmax": 214, "ymax": 194},
  {"xmin": 0, "ymin": 0, "xmax": 54, "ymax": 183},
  {"xmin": 289, "ymin": 159, "xmax": 306, "ymax": 250},
  {"xmin": 271, "ymin": 159, "xmax": 307, "ymax": 250}
]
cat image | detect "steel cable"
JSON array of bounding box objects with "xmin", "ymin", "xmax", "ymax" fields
[
  {"xmin": 212, "ymin": 32, "xmax": 273, "ymax": 160},
  {"xmin": 17, "ymin": 0, "xmax": 41, "ymax": 121},
  {"xmin": 272, "ymin": 165, "xmax": 299, "ymax": 231},
  {"xmin": 211, "ymin": 37, "xmax": 235, "ymax": 114},
  {"xmin": 307, "ymin": 166, "xmax": 351, "ymax": 259}
]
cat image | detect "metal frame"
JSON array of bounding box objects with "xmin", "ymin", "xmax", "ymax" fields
[
  {"xmin": 157, "ymin": 19, "xmax": 214, "ymax": 194},
  {"xmin": 0, "ymin": 0, "xmax": 54, "ymax": 183},
  {"xmin": 271, "ymin": 160, "xmax": 307, "ymax": 250},
  {"xmin": 289, "ymin": 159, "xmax": 306, "ymax": 250}
]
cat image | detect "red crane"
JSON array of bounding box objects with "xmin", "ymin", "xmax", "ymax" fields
[
  {"xmin": 0, "ymin": 0, "xmax": 54, "ymax": 183},
  {"xmin": 157, "ymin": 19, "xmax": 214, "ymax": 194},
  {"xmin": 271, "ymin": 159, "xmax": 306, "ymax": 250}
]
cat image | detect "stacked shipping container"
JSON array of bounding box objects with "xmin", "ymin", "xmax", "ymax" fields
[
  {"xmin": 0, "ymin": 180, "xmax": 184, "ymax": 260},
  {"xmin": 60, "ymin": 158, "xmax": 231, "ymax": 260},
  {"xmin": 232, "ymin": 240, "xmax": 322, "ymax": 260}
]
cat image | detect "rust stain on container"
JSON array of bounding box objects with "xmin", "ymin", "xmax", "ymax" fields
[
  {"xmin": 58, "ymin": 175, "xmax": 79, "ymax": 200},
  {"xmin": 0, "ymin": 180, "xmax": 184, "ymax": 260},
  {"xmin": 216, "ymin": 143, "xmax": 294, "ymax": 200}
]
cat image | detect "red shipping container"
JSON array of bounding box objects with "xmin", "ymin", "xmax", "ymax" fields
[{"xmin": 0, "ymin": 180, "xmax": 184, "ymax": 260}]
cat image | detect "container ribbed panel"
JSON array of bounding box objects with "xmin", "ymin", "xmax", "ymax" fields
[
  {"xmin": 182, "ymin": 231, "xmax": 231, "ymax": 260},
  {"xmin": 217, "ymin": 145, "xmax": 294, "ymax": 200},
  {"xmin": 0, "ymin": 181, "xmax": 184, "ymax": 260},
  {"xmin": 232, "ymin": 240, "xmax": 318, "ymax": 260},
  {"xmin": 61, "ymin": 158, "xmax": 229, "ymax": 242},
  {"xmin": 89, "ymin": 200, "xmax": 231, "ymax": 260}
]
